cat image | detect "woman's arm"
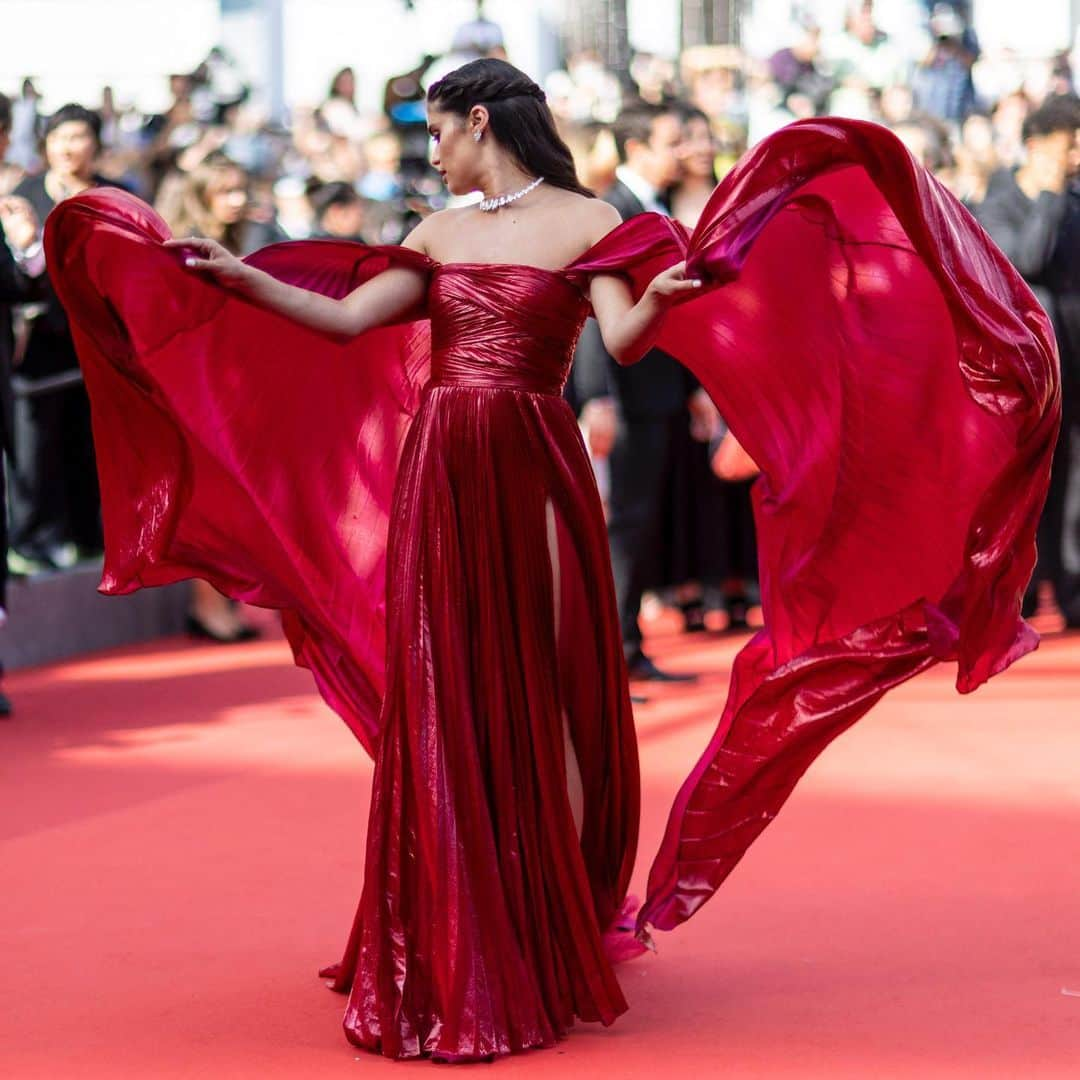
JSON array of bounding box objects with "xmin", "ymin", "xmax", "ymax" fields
[
  {"xmin": 164, "ymin": 236, "xmax": 428, "ymax": 338},
  {"xmin": 589, "ymin": 261, "xmax": 701, "ymax": 365}
]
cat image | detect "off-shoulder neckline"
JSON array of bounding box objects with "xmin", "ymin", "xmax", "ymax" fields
[
  {"xmin": 422, "ymin": 211, "xmax": 681, "ymax": 277},
  {"xmin": 431, "ymin": 260, "xmax": 572, "ymax": 278}
]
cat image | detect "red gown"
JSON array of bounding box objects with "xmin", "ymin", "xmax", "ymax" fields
[{"xmin": 45, "ymin": 119, "xmax": 1058, "ymax": 1061}]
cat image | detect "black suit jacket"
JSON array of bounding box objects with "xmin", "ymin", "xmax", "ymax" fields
[
  {"xmin": 572, "ymin": 178, "xmax": 697, "ymax": 419},
  {"xmin": 0, "ymin": 219, "xmax": 47, "ymax": 458},
  {"xmin": 975, "ymin": 168, "xmax": 1078, "ymax": 397},
  {"xmin": 13, "ymin": 173, "xmax": 130, "ymax": 379}
]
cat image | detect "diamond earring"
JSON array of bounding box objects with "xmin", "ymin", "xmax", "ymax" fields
[{"xmin": 473, "ymin": 131, "xmax": 482, "ymax": 142}]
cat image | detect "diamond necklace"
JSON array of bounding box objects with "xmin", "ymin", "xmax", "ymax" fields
[{"xmin": 477, "ymin": 175, "xmax": 544, "ymax": 212}]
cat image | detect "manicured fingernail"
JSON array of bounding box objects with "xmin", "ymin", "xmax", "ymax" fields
[
  {"xmin": 692, "ymin": 279, "xmax": 702, "ymax": 287},
  {"xmin": 185, "ymin": 258, "xmax": 195, "ymax": 266}
]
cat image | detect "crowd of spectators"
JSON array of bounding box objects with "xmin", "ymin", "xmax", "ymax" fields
[{"xmin": 0, "ymin": 0, "xmax": 1078, "ymax": 700}]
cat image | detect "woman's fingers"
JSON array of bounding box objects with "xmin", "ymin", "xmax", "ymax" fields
[
  {"xmin": 165, "ymin": 237, "xmax": 220, "ymax": 259},
  {"xmin": 666, "ymin": 275, "xmax": 703, "ymax": 293},
  {"xmin": 662, "ymin": 263, "xmax": 702, "ymax": 292},
  {"xmin": 163, "ymin": 237, "xmax": 228, "ymax": 272}
]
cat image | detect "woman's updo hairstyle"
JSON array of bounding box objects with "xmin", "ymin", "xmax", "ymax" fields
[{"xmin": 427, "ymin": 58, "xmax": 593, "ymax": 198}]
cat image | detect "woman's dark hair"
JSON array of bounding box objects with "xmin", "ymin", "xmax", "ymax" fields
[
  {"xmin": 329, "ymin": 67, "xmax": 355, "ymax": 101},
  {"xmin": 44, "ymin": 103, "xmax": 102, "ymax": 146},
  {"xmin": 427, "ymin": 58, "xmax": 592, "ymax": 197},
  {"xmin": 0, "ymin": 92, "xmax": 11, "ymax": 134}
]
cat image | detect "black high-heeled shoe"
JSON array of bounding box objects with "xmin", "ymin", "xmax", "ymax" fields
[
  {"xmin": 185, "ymin": 613, "xmax": 260, "ymax": 644},
  {"xmin": 677, "ymin": 598, "xmax": 708, "ymax": 633}
]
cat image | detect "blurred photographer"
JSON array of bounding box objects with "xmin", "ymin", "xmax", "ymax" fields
[
  {"xmin": 976, "ymin": 95, "xmax": 1080, "ymax": 626},
  {"xmin": 0, "ymin": 92, "xmax": 49, "ymax": 714},
  {"xmin": 9, "ymin": 104, "xmax": 118, "ymax": 574}
]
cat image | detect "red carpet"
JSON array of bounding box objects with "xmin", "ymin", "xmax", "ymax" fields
[{"xmin": 3, "ymin": 614, "xmax": 1079, "ymax": 1077}]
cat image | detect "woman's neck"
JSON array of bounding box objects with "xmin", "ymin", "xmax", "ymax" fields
[
  {"xmin": 672, "ymin": 177, "xmax": 714, "ymax": 228},
  {"xmin": 477, "ymin": 157, "xmax": 537, "ymax": 201},
  {"xmin": 678, "ymin": 174, "xmax": 714, "ymax": 194}
]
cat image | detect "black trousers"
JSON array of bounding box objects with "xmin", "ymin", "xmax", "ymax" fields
[
  {"xmin": 0, "ymin": 446, "xmax": 7, "ymax": 609},
  {"xmin": 607, "ymin": 414, "xmax": 682, "ymax": 658},
  {"xmin": 9, "ymin": 381, "xmax": 102, "ymax": 556},
  {"xmin": 1032, "ymin": 388, "xmax": 1080, "ymax": 618}
]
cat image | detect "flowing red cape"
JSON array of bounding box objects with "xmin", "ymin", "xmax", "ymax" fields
[{"xmin": 45, "ymin": 118, "xmax": 1059, "ymax": 940}]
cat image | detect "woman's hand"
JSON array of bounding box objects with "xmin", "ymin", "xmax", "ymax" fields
[
  {"xmin": 580, "ymin": 397, "xmax": 618, "ymax": 459},
  {"xmin": 590, "ymin": 258, "xmax": 705, "ymax": 365},
  {"xmin": 644, "ymin": 260, "xmax": 703, "ymax": 305},
  {"xmin": 711, "ymin": 431, "xmax": 760, "ymax": 482},
  {"xmin": 164, "ymin": 237, "xmax": 252, "ymax": 290},
  {"xmin": 687, "ymin": 387, "xmax": 721, "ymax": 443}
]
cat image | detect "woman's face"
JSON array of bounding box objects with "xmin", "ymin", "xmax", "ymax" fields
[
  {"xmin": 427, "ymin": 105, "xmax": 480, "ymax": 196},
  {"xmin": 206, "ymin": 167, "xmax": 248, "ymax": 225},
  {"xmin": 335, "ymin": 70, "xmax": 356, "ymax": 100},
  {"xmin": 45, "ymin": 120, "xmax": 97, "ymax": 178},
  {"xmin": 678, "ymin": 116, "xmax": 716, "ymax": 181}
]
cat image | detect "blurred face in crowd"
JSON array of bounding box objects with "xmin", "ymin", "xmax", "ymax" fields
[
  {"xmin": 961, "ymin": 114, "xmax": 994, "ymax": 158},
  {"xmin": 427, "ymin": 105, "xmax": 482, "ymax": 195},
  {"xmin": 793, "ymin": 27, "xmax": 822, "ymax": 62},
  {"xmin": 333, "ymin": 69, "xmax": 356, "ymax": 101},
  {"xmin": 850, "ymin": 5, "xmax": 878, "ymax": 46},
  {"xmin": 879, "ymin": 84, "xmax": 913, "ymax": 125},
  {"xmin": 626, "ymin": 113, "xmax": 683, "ymax": 191},
  {"xmin": 677, "ymin": 116, "xmax": 716, "ymax": 182},
  {"xmin": 366, "ymin": 132, "xmax": 401, "ymax": 174},
  {"xmin": 630, "ymin": 53, "xmax": 676, "ymax": 106},
  {"xmin": 690, "ymin": 65, "xmax": 737, "ymax": 119},
  {"xmin": 1028, "ymin": 128, "xmax": 1077, "ymax": 178},
  {"xmin": 993, "ymin": 93, "xmax": 1029, "ymax": 137},
  {"xmin": 0, "ymin": 120, "xmax": 9, "ymax": 163},
  {"xmin": 205, "ymin": 165, "xmax": 248, "ymax": 226},
  {"xmin": 45, "ymin": 120, "xmax": 97, "ymax": 181},
  {"xmin": 169, "ymin": 74, "xmax": 192, "ymax": 101},
  {"xmin": 323, "ymin": 198, "xmax": 365, "ymax": 238}
]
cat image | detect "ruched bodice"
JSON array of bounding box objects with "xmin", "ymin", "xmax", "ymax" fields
[{"xmin": 429, "ymin": 264, "xmax": 589, "ymax": 395}]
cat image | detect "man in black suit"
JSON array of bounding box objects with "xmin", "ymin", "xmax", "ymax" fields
[
  {"xmin": 0, "ymin": 92, "xmax": 49, "ymax": 716},
  {"xmin": 10, "ymin": 104, "xmax": 111, "ymax": 572},
  {"xmin": 574, "ymin": 104, "xmax": 716, "ymax": 681},
  {"xmin": 976, "ymin": 95, "xmax": 1080, "ymax": 627}
]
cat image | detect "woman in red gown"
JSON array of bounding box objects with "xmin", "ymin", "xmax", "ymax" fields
[{"xmin": 46, "ymin": 60, "xmax": 1058, "ymax": 1062}]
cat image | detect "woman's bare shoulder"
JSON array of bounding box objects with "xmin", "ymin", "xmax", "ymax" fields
[
  {"xmin": 570, "ymin": 195, "xmax": 622, "ymax": 244},
  {"xmin": 400, "ymin": 205, "xmax": 472, "ymax": 255}
]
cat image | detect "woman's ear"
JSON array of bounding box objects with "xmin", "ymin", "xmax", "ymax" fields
[{"xmin": 469, "ymin": 105, "xmax": 490, "ymax": 139}]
